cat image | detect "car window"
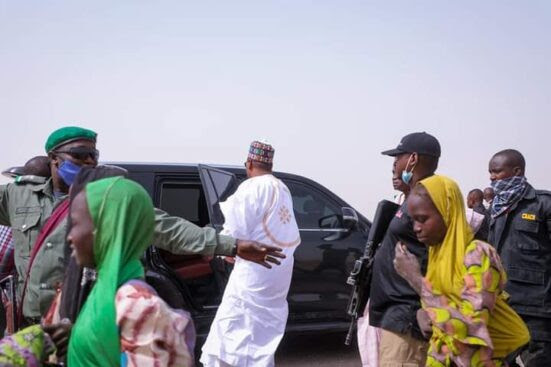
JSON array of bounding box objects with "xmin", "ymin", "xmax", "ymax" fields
[
  {"xmin": 198, "ymin": 165, "xmax": 238, "ymax": 227},
  {"xmin": 284, "ymin": 180, "xmax": 342, "ymax": 229},
  {"xmin": 159, "ymin": 182, "xmax": 209, "ymax": 226},
  {"xmin": 200, "ymin": 167, "xmax": 236, "ymax": 205}
]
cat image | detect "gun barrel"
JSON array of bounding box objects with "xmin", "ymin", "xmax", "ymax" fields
[
  {"xmin": 343, "ymin": 199, "xmax": 399, "ymax": 346},
  {"xmin": 367, "ymin": 200, "xmax": 399, "ymax": 244},
  {"xmin": 344, "ymin": 319, "xmax": 355, "ymax": 346}
]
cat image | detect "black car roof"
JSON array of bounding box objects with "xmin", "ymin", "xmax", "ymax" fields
[{"xmin": 107, "ymin": 161, "xmax": 369, "ymax": 223}]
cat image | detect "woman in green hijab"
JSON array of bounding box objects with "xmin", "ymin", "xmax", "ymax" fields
[{"xmin": 67, "ymin": 176, "xmax": 194, "ymax": 367}]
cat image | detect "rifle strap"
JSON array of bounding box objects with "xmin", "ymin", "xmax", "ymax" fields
[{"xmin": 17, "ymin": 199, "xmax": 70, "ymax": 324}]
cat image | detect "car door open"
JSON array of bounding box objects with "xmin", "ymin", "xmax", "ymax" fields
[{"xmin": 198, "ymin": 164, "xmax": 239, "ymax": 231}]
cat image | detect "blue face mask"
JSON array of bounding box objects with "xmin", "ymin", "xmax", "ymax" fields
[
  {"xmin": 58, "ymin": 159, "xmax": 82, "ymax": 187},
  {"xmin": 401, "ymin": 170, "xmax": 413, "ymax": 185},
  {"xmin": 401, "ymin": 155, "xmax": 415, "ymax": 185}
]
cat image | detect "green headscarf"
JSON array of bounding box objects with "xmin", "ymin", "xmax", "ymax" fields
[{"xmin": 67, "ymin": 177, "xmax": 154, "ymax": 366}]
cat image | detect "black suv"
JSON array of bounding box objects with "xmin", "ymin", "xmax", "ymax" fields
[{"xmin": 115, "ymin": 163, "xmax": 371, "ymax": 338}]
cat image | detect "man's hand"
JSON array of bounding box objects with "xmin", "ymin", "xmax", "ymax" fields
[
  {"xmin": 43, "ymin": 318, "xmax": 72, "ymax": 357},
  {"xmin": 236, "ymin": 240, "xmax": 286, "ymax": 268},
  {"xmin": 393, "ymin": 242, "xmax": 423, "ymax": 294},
  {"xmin": 416, "ymin": 308, "xmax": 432, "ymax": 339}
]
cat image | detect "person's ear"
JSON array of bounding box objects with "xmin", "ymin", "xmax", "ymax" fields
[
  {"xmin": 513, "ymin": 166, "xmax": 523, "ymax": 176},
  {"xmin": 48, "ymin": 153, "xmax": 61, "ymax": 168},
  {"xmin": 409, "ymin": 153, "xmax": 419, "ymax": 168}
]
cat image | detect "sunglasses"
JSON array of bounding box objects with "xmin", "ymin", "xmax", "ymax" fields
[{"xmin": 54, "ymin": 147, "xmax": 100, "ymax": 161}]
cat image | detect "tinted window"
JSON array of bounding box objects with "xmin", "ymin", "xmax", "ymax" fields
[
  {"xmin": 209, "ymin": 170, "xmax": 235, "ymax": 201},
  {"xmin": 285, "ymin": 180, "xmax": 341, "ymax": 229},
  {"xmin": 199, "ymin": 166, "xmax": 236, "ymax": 206},
  {"xmin": 198, "ymin": 166, "xmax": 238, "ymax": 226},
  {"xmin": 159, "ymin": 182, "xmax": 209, "ymax": 226}
]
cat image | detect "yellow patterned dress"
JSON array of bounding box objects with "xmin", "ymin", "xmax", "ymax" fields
[{"xmin": 422, "ymin": 241, "xmax": 528, "ymax": 367}]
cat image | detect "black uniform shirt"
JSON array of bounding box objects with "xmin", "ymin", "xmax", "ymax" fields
[
  {"xmin": 368, "ymin": 201, "xmax": 428, "ymax": 340},
  {"xmin": 488, "ymin": 184, "xmax": 551, "ymax": 341},
  {"xmin": 473, "ymin": 203, "xmax": 490, "ymax": 241}
]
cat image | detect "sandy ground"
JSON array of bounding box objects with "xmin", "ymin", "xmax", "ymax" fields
[{"xmin": 276, "ymin": 332, "xmax": 361, "ymax": 367}]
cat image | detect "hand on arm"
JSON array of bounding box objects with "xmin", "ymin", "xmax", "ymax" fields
[
  {"xmin": 393, "ymin": 241, "xmax": 423, "ymax": 294},
  {"xmin": 42, "ymin": 318, "xmax": 72, "ymax": 357},
  {"xmin": 416, "ymin": 308, "xmax": 432, "ymax": 339}
]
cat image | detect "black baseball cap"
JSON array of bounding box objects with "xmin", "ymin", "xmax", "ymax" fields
[{"xmin": 381, "ymin": 132, "xmax": 441, "ymax": 157}]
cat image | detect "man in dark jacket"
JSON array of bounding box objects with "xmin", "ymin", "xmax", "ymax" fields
[
  {"xmin": 488, "ymin": 149, "xmax": 551, "ymax": 367},
  {"xmin": 369, "ymin": 132, "xmax": 440, "ymax": 366}
]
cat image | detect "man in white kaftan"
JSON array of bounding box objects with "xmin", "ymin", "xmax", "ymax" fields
[{"xmin": 201, "ymin": 141, "xmax": 301, "ymax": 367}]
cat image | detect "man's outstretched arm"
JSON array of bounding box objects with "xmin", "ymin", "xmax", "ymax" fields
[{"xmin": 152, "ymin": 208, "xmax": 284, "ymax": 267}]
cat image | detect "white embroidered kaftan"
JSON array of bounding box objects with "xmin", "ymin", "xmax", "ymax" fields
[{"xmin": 200, "ymin": 174, "xmax": 301, "ymax": 367}]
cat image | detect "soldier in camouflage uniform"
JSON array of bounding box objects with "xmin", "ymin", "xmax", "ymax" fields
[{"xmin": 0, "ymin": 126, "xmax": 283, "ymax": 324}]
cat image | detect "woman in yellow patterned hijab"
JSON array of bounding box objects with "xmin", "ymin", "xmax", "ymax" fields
[{"xmin": 394, "ymin": 174, "xmax": 529, "ymax": 366}]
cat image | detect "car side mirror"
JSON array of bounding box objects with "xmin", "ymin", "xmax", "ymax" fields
[
  {"xmin": 342, "ymin": 207, "xmax": 358, "ymax": 231},
  {"xmin": 319, "ymin": 214, "xmax": 343, "ymax": 229}
]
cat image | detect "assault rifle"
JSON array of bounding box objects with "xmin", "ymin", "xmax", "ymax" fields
[{"xmin": 344, "ymin": 199, "xmax": 399, "ymax": 345}]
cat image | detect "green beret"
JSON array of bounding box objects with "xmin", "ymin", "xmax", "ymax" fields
[{"xmin": 45, "ymin": 126, "xmax": 97, "ymax": 152}]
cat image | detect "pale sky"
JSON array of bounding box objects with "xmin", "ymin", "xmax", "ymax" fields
[{"xmin": 1, "ymin": 1, "xmax": 550, "ymax": 218}]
